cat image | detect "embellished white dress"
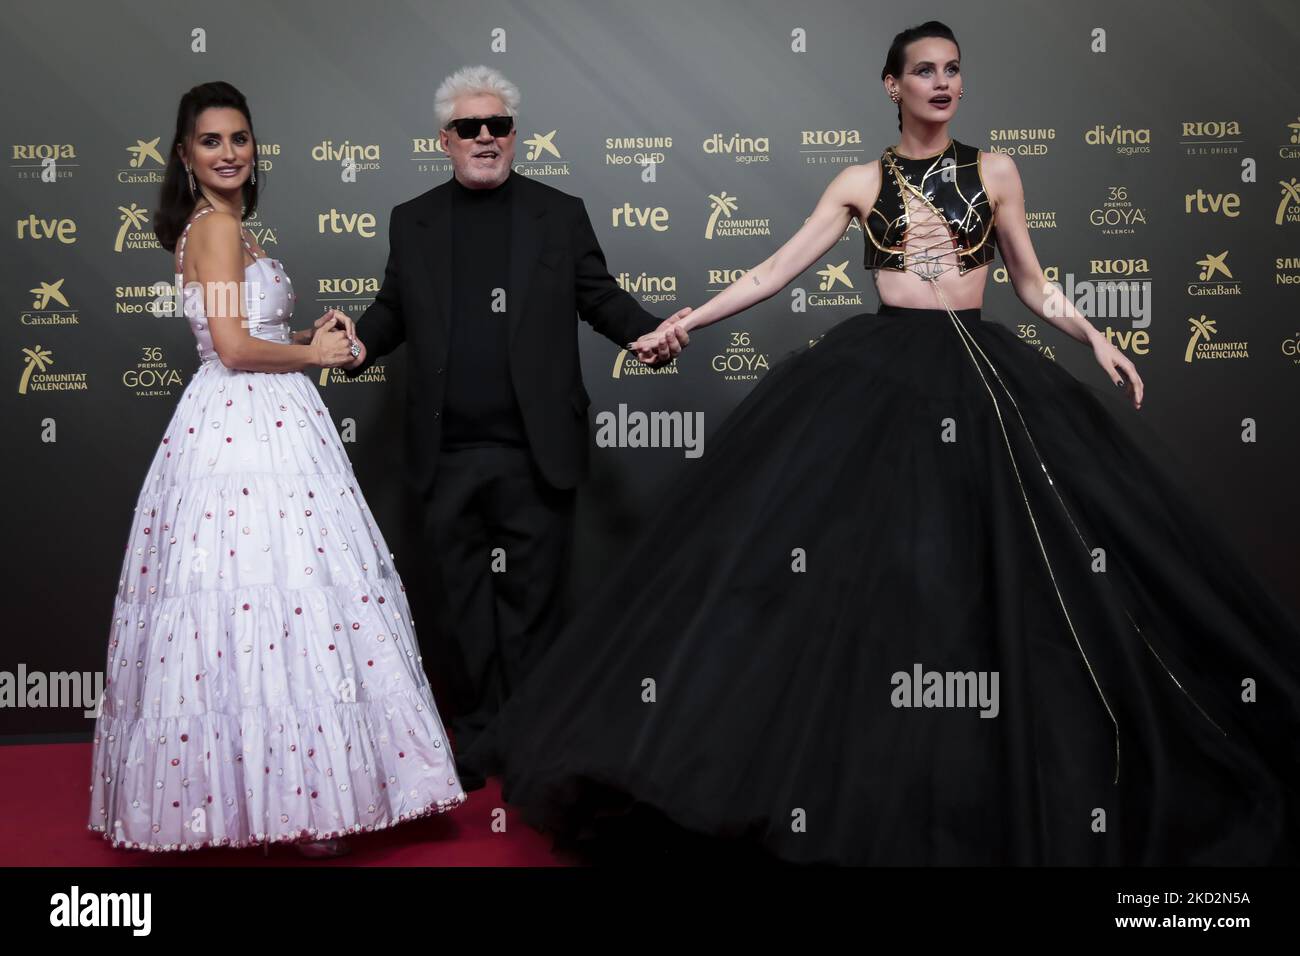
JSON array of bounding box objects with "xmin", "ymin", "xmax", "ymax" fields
[{"xmin": 88, "ymin": 207, "xmax": 466, "ymax": 851}]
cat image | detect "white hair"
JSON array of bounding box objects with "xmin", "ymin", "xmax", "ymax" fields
[{"xmin": 434, "ymin": 65, "xmax": 521, "ymax": 128}]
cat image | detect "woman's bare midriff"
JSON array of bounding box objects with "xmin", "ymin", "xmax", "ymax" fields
[{"xmin": 871, "ymin": 262, "xmax": 989, "ymax": 312}]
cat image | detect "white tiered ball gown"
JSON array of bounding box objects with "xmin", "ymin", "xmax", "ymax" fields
[{"xmin": 88, "ymin": 207, "xmax": 465, "ymax": 851}]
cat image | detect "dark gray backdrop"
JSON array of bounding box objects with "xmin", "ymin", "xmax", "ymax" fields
[{"xmin": 4, "ymin": 0, "xmax": 1299, "ymax": 735}]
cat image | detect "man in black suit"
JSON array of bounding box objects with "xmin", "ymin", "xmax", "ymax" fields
[{"xmin": 341, "ymin": 66, "xmax": 689, "ymax": 788}]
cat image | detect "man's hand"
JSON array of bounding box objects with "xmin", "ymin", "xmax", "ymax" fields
[
  {"xmin": 298, "ymin": 309, "xmax": 365, "ymax": 369},
  {"xmin": 629, "ymin": 307, "xmax": 692, "ymax": 366}
]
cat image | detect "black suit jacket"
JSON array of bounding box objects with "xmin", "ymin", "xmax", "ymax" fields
[{"xmin": 346, "ymin": 171, "xmax": 664, "ymax": 497}]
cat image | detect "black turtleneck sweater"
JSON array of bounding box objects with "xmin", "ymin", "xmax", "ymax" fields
[{"xmin": 442, "ymin": 171, "xmax": 527, "ymax": 449}]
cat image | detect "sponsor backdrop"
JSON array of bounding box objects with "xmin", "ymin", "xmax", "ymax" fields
[{"xmin": 3, "ymin": 0, "xmax": 1298, "ymax": 734}]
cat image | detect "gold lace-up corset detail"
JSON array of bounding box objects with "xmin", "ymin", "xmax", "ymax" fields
[{"xmin": 864, "ymin": 139, "xmax": 997, "ymax": 277}]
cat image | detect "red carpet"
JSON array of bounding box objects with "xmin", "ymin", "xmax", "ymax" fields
[{"xmin": 0, "ymin": 742, "xmax": 575, "ymax": 867}]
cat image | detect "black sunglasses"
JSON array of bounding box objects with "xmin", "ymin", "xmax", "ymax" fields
[{"xmin": 445, "ymin": 115, "xmax": 515, "ymax": 139}]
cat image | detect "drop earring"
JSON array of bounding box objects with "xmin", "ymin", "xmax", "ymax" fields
[
  {"xmin": 250, "ymin": 163, "xmax": 257, "ymax": 186},
  {"xmin": 186, "ymin": 165, "xmax": 197, "ymax": 198},
  {"xmin": 959, "ymin": 89, "xmax": 965, "ymax": 99},
  {"xmin": 890, "ymin": 89, "xmax": 900, "ymax": 103}
]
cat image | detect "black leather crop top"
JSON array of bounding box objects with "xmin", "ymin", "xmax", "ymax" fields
[{"xmin": 863, "ymin": 139, "xmax": 997, "ymax": 275}]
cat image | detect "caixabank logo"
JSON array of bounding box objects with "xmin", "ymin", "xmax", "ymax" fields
[
  {"xmin": 515, "ymin": 129, "xmax": 570, "ymax": 177},
  {"xmin": 22, "ymin": 278, "xmax": 79, "ymax": 326}
]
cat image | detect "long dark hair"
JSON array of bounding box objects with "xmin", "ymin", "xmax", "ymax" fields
[
  {"xmin": 881, "ymin": 21, "xmax": 961, "ymax": 131},
  {"xmin": 154, "ymin": 81, "xmax": 259, "ymax": 252}
]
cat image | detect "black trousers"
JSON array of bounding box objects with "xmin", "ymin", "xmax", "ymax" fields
[{"xmin": 421, "ymin": 444, "xmax": 575, "ymax": 759}]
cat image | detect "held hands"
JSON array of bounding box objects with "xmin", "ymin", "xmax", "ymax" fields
[
  {"xmin": 628, "ymin": 307, "xmax": 693, "ymax": 366},
  {"xmin": 1091, "ymin": 333, "xmax": 1144, "ymax": 410},
  {"xmin": 304, "ymin": 309, "xmax": 364, "ymax": 368}
]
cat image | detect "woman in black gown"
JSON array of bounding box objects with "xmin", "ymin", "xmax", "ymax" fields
[{"xmin": 462, "ymin": 21, "xmax": 1300, "ymax": 865}]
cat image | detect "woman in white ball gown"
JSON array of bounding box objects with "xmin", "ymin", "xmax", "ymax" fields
[{"xmin": 87, "ymin": 82, "xmax": 465, "ymax": 856}]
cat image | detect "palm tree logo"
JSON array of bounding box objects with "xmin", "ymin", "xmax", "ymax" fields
[
  {"xmin": 126, "ymin": 137, "xmax": 165, "ymax": 168},
  {"xmin": 19, "ymin": 345, "xmax": 53, "ymax": 394},
  {"xmin": 1276, "ymin": 178, "xmax": 1300, "ymax": 226},
  {"xmin": 29, "ymin": 279, "xmax": 69, "ymax": 310},
  {"xmin": 1184, "ymin": 315, "xmax": 1217, "ymax": 363},
  {"xmin": 115, "ymin": 203, "xmax": 149, "ymax": 252},
  {"xmin": 524, "ymin": 131, "xmax": 560, "ymax": 161},
  {"xmin": 706, "ymin": 192, "xmax": 739, "ymax": 239}
]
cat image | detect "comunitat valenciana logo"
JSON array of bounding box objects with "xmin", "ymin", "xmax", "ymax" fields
[
  {"xmin": 18, "ymin": 345, "xmax": 88, "ymax": 395},
  {"xmin": 1275, "ymin": 177, "xmax": 1300, "ymax": 225},
  {"xmin": 1184, "ymin": 314, "xmax": 1249, "ymax": 362},
  {"xmin": 114, "ymin": 202, "xmax": 160, "ymax": 252},
  {"xmin": 704, "ymin": 191, "xmax": 770, "ymax": 239}
]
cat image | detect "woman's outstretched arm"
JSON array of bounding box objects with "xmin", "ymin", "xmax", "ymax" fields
[
  {"xmin": 629, "ymin": 163, "xmax": 878, "ymax": 357},
  {"xmin": 985, "ymin": 151, "xmax": 1144, "ymax": 409}
]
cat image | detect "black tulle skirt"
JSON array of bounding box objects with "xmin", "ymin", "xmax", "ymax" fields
[{"xmin": 462, "ymin": 304, "xmax": 1300, "ymax": 865}]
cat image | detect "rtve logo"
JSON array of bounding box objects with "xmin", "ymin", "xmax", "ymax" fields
[
  {"xmin": 611, "ymin": 202, "xmax": 669, "ymax": 231},
  {"xmin": 16, "ymin": 214, "xmax": 77, "ymax": 243},
  {"xmin": 317, "ymin": 208, "xmax": 376, "ymax": 237},
  {"xmin": 1184, "ymin": 188, "xmax": 1240, "ymax": 217}
]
